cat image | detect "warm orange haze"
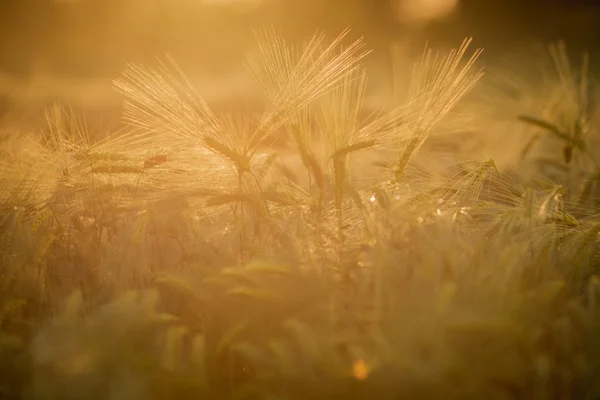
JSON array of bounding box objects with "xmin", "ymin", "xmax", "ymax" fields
[{"xmin": 0, "ymin": 1, "xmax": 600, "ymax": 399}]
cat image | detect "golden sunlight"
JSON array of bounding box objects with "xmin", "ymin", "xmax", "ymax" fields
[
  {"xmin": 352, "ymin": 359, "xmax": 370, "ymax": 380},
  {"xmin": 1, "ymin": 1, "xmax": 599, "ymax": 399},
  {"xmin": 392, "ymin": 0, "xmax": 459, "ymax": 22},
  {"xmin": 200, "ymin": 0, "xmax": 267, "ymax": 8}
]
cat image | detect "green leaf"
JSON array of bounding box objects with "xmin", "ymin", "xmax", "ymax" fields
[
  {"xmin": 517, "ymin": 114, "xmax": 586, "ymax": 150},
  {"xmin": 518, "ymin": 115, "xmax": 563, "ymax": 136}
]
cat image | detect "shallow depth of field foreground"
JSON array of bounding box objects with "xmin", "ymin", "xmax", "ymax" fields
[{"xmin": 2, "ymin": 23, "xmax": 600, "ymax": 400}]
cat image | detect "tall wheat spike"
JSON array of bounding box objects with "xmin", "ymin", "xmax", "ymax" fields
[
  {"xmin": 247, "ymin": 26, "xmax": 371, "ymax": 149},
  {"xmin": 394, "ymin": 38, "xmax": 484, "ymax": 182}
]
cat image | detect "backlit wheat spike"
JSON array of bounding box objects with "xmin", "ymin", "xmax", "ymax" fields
[
  {"xmin": 247, "ymin": 27, "xmax": 371, "ymax": 149},
  {"xmin": 394, "ymin": 39, "xmax": 483, "ymax": 182},
  {"xmin": 114, "ymin": 56, "xmax": 225, "ymax": 143},
  {"xmin": 247, "ymin": 26, "xmax": 297, "ymax": 101},
  {"xmin": 265, "ymin": 177, "xmax": 312, "ymax": 209},
  {"xmin": 38, "ymin": 104, "xmax": 167, "ymax": 201},
  {"xmin": 406, "ymin": 38, "xmax": 483, "ymax": 133},
  {"xmin": 355, "ymin": 103, "xmax": 413, "ymax": 150},
  {"xmin": 44, "ymin": 103, "xmax": 92, "ymax": 156},
  {"xmin": 253, "ymin": 153, "xmax": 279, "ymax": 184},
  {"xmin": 210, "ymin": 113, "xmax": 263, "ymax": 172},
  {"xmin": 0, "ymin": 156, "xmax": 58, "ymax": 210},
  {"xmin": 548, "ymin": 42, "xmax": 590, "ymax": 130},
  {"xmin": 441, "ymin": 159, "xmax": 499, "ymax": 205},
  {"xmin": 319, "ymin": 68, "xmax": 369, "ymax": 160}
]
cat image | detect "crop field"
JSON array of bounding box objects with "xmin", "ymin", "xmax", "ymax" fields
[{"xmin": 1, "ymin": 1, "xmax": 600, "ymax": 399}]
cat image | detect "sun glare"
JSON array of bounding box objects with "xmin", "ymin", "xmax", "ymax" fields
[
  {"xmin": 352, "ymin": 359, "xmax": 370, "ymax": 380},
  {"xmin": 393, "ymin": 0, "xmax": 459, "ymax": 22}
]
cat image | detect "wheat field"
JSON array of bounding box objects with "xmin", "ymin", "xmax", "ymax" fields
[{"xmin": 0, "ymin": 20, "xmax": 600, "ymax": 400}]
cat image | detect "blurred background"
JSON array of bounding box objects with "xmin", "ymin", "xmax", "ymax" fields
[{"xmin": 0, "ymin": 0, "xmax": 599, "ymax": 122}]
